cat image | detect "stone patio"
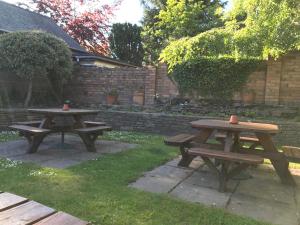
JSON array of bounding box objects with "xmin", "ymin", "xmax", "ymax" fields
[
  {"xmin": 0, "ymin": 134, "xmax": 136, "ymax": 168},
  {"xmin": 130, "ymin": 157, "xmax": 300, "ymax": 225}
]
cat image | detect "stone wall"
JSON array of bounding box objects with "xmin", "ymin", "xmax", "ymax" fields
[
  {"xmin": 1, "ymin": 109, "xmax": 298, "ymax": 146},
  {"xmin": 94, "ymin": 110, "xmax": 300, "ymax": 146}
]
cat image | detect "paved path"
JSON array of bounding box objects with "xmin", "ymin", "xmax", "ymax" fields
[
  {"xmin": 0, "ymin": 134, "xmax": 136, "ymax": 168},
  {"xmin": 130, "ymin": 157, "xmax": 300, "ymax": 225}
]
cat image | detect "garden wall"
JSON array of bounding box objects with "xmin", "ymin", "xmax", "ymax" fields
[
  {"xmin": 64, "ymin": 64, "xmax": 178, "ymax": 107},
  {"xmin": 1, "ymin": 109, "xmax": 299, "ymax": 147}
]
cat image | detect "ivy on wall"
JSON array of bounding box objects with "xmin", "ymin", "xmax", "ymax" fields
[{"xmin": 172, "ymin": 57, "xmax": 262, "ymax": 99}]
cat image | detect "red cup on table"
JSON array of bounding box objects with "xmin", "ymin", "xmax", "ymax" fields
[{"xmin": 229, "ymin": 115, "xmax": 238, "ymax": 124}]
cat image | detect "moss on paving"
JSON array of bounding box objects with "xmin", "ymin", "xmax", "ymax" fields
[{"xmin": 0, "ymin": 131, "xmax": 270, "ymax": 225}]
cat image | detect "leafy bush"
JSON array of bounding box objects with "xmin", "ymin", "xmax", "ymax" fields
[
  {"xmin": 0, "ymin": 31, "xmax": 73, "ymax": 106},
  {"xmin": 160, "ymin": 0, "xmax": 300, "ymax": 99},
  {"xmin": 172, "ymin": 57, "xmax": 262, "ymax": 99}
]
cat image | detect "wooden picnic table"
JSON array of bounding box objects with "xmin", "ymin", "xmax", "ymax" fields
[
  {"xmin": 0, "ymin": 191, "xmax": 89, "ymax": 225},
  {"xmin": 189, "ymin": 119, "xmax": 295, "ymax": 186},
  {"xmin": 10, "ymin": 108, "xmax": 112, "ymax": 153}
]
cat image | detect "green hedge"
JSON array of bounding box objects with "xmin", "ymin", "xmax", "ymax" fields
[{"xmin": 172, "ymin": 57, "xmax": 262, "ymax": 99}]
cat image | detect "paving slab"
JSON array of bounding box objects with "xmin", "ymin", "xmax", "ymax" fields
[
  {"xmin": 130, "ymin": 164, "xmax": 194, "ymax": 194},
  {"xmin": 184, "ymin": 168, "xmax": 238, "ymax": 192},
  {"xmin": 130, "ymin": 157, "xmax": 300, "ymax": 225},
  {"xmin": 170, "ymin": 182, "xmax": 232, "ymax": 208},
  {"xmin": 227, "ymin": 193, "xmax": 299, "ymax": 225},
  {"xmin": 0, "ymin": 134, "xmax": 136, "ymax": 168},
  {"xmin": 234, "ymin": 170, "xmax": 294, "ymax": 204},
  {"xmin": 166, "ymin": 156, "xmax": 204, "ymax": 169}
]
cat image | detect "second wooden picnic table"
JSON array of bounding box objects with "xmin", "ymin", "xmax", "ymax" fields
[{"xmin": 189, "ymin": 119, "xmax": 295, "ymax": 186}]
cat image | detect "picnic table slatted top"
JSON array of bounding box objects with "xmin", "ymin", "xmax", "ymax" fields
[
  {"xmin": 0, "ymin": 192, "xmax": 89, "ymax": 225},
  {"xmin": 191, "ymin": 119, "xmax": 279, "ymax": 134},
  {"xmin": 28, "ymin": 108, "xmax": 99, "ymax": 115}
]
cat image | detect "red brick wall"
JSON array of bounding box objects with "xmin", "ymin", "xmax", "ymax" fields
[
  {"xmin": 65, "ymin": 66, "xmax": 150, "ymax": 106},
  {"xmin": 155, "ymin": 64, "xmax": 179, "ymax": 98}
]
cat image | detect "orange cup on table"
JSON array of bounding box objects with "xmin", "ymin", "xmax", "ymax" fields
[{"xmin": 229, "ymin": 115, "xmax": 238, "ymax": 124}]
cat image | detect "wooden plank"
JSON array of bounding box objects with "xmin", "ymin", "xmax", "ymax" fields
[
  {"xmin": 215, "ymin": 133, "xmax": 259, "ymax": 143},
  {"xmin": 164, "ymin": 134, "xmax": 195, "ymax": 146},
  {"xmin": 84, "ymin": 121, "xmax": 106, "ymax": 126},
  {"xmin": 28, "ymin": 109, "xmax": 99, "ymax": 116},
  {"xmin": 9, "ymin": 125, "xmax": 50, "ymax": 134},
  {"xmin": 283, "ymin": 146, "xmax": 300, "ymax": 158},
  {"xmin": 34, "ymin": 212, "xmax": 89, "ymax": 225},
  {"xmin": 191, "ymin": 119, "xmax": 278, "ymax": 134},
  {"xmin": 188, "ymin": 148, "xmax": 264, "ymax": 164},
  {"xmin": 16, "ymin": 121, "xmax": 42, "ymax": 126},
  {"xmin": 0, "ymin": 193, "xmax": 28, "ymax": 212},
  {"xmin": 0, "ymin": 201, "xmax": 55, "ymax": 225},
  {"xmin": 76, "ymin": 126, "xmax": 112, "ymax": 133}
]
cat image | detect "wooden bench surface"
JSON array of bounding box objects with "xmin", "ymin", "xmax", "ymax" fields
[
  {"xmin": 16, "ymin": 121, "xmax": 42, "ymax": 126},
  {"xmin": 84, "ymin": 121, "xmax": 106, "ymax": 126},
  {"xmin": 188, "ymin": 147, "xmax": 264, "ymax": 164},
  {"xmin": 76, "ymin": 126, "xmax": 112, "ymax": 133},
  {"xmin": 215, "ymin": 133, "xmax": 259, "ymax": 143},
  {"xmin": 164, "ymin": 134, "xmax": 195, "ymax": 146},
  {"xmin": 9, "ymin": 125, "xmax": 50, "ymax": 134},
  {"xmin": 282, "ymin": 146, "xmax": 300, "ymax": 163},
  {"xmin": 0, "ymin": 192, "xmax": 89, "ymax": 225}
]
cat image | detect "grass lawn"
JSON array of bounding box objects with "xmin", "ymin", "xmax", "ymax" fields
[{"xmin": 0, "ymin": 131, "xmax": 271, "ymax": 225}]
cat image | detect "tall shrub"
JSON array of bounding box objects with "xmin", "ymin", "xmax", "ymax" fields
[{"xmin": 0, "ymin": 31, "xmax": 73, "ymax": 107}]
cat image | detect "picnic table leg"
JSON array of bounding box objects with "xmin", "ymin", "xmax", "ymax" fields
[
  {"xmin": 178, "ymin": 146, "xmax": 196, "ymax": 167},
  {"xmin": 78, "ymin": 133, "xmax": 97, "ymax": 152},
  {"xmin": 178, "ymin": 128, "xmax": 213, "ymax": 167},
  {"xmin": 73, "ymin": 115, "xmax": 85, "ymax": 128},
  {"xmin": 39, "ymin": 116, "xmax": 54, "ymax": 128},
  {"xmin": 27, "ymin": 134, "xmax": 47, "ymax": 153},
  {"xmin": 256, "ymin": 133, "xmax": 296, "ymax": 186}
]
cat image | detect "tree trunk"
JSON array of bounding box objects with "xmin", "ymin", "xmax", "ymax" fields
[{"xmin": 24, "ymin": 80, "xmax": 32, "ymax": 107}]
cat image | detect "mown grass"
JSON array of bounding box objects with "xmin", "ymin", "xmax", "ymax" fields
[{"xmin": 0, "ymin": 131, "xmax": 271, "ymax": 225}]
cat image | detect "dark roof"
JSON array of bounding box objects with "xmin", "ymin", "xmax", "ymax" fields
[
  {"xmin": 0, "ymin": 1, "xmax": 137, "ymax": 68},
  {"xmin": 0, "ymin": 0, "xmax": 84, "ymax": 52},
  {"xmin": 72, "ymin": 49, "xmax": 137, "ymax": 67}
]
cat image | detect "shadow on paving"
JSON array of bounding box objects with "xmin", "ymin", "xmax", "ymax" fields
[
  {"xmin": 0, "ymin": 134, "xmax": 136, "ymax": 168},
  {"xmin": 130, "ymin": 157, "xmax": 300, "ymax": 225}
]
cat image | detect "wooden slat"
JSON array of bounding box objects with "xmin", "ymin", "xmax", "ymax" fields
[
  {"xmin": 188, "ymin": 148, "xmax": 264, "ymax": 164},
  {"xmin": 191, "ymin": 119, "xmax": 279, "ymax": 134},
  {"xmin": 0, "ymin": 193, "xmax": 28, "ymax": 212},
  {"xmin": 16, "ymin": 121, "xmax": 42, "ymax": 126},
  {"xmin": 76, "ymin": 126, "xmax": 112, "ymax": 133},
  {"xmin": 84, "ymin": 121, "xmax": 106, "ymax": 126},
  {"xmin": 0, "ymin": 201, "xmax": 55, "ymax": 225},
  {"xmin": 164, "ymin": 134, "xmax": 195, "ymax": 146},
  {"xmin": 283, "ymin": 146, "xmax": 300, "ymax": 158},
  {"xmin": 9, "ymin": 125, "xmax": 50, "ymax": 134},
  {"xmin": 34, "ymin": 212, "xmax": 89, "ymax": 225},
  {"xmin": 215, "ymin": 133, "xmax": 259, "ymax": 143}
]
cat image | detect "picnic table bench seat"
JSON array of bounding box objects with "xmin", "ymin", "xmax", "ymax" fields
[
  {"xmin": 188, "ymin": 147, "xmax": 264, "ymax": 192},
  {"xmin": 75, "ymin": 126, "xmax": 112, "ymax": 134},
  {"xmin": 16, "ymin": 121, "xmax": 43, "ymax": 127},
  {"xmin": 84, "ymin": 121, "xmax": 106, "ymax": 127},
  {"xmin": 75, "ymin": 126, "xmax": 112, "ymax": 152},
  {"xmin": 164, "ymin": 134, "xmax": 195, "ymax": 147},
  {"xmin": 215, "ymin": 133, "xmax": 260, "ymax": 143},
  {"xmin": 0, "ymin": 192, "xmax": 89, "ymax": 225},
  {"xmin": 9, "ymin": 125, "xmax": 51, "ymax": 153},
  {"xmin": 282, "ymin": 146, "xmax": 300, "ymax": 163},
  {"xmin": 9, "ymin": 125, "xmax": 50, "ymax": 134}
]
